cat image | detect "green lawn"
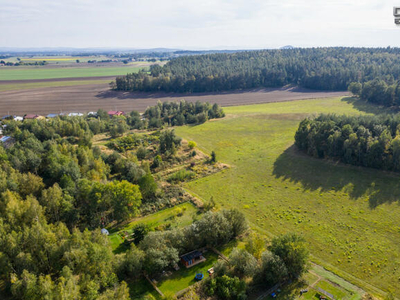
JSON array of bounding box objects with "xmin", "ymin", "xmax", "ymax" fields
[
  {"xmin": 175, "ymin": 97, "xmax": 400, "ymax": 298},
  {"xmin": 0, "ymin": 65, "xmax": 143, "ymax": 80},
  {"xmin": 157, "ymin": 250, "xmax": 219, "ymax": 294},
  {"xmin": 109, "ymin": 202, "xmax": 198, "ymax": 253}
]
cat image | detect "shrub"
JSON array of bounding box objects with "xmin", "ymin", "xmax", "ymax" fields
[
  {"xmin": 136, "ymin": 146, "xmax": 147, "ymax": 160},
  {"xmin": 188, "ymin": 141, "xmax": 197, "ymax": 149},
  {"xmin": 211, "ymin": 151, "xmax": 217, "ymax": 163}
]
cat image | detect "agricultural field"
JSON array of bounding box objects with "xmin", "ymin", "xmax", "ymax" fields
[
  {"xmin": 175, "ymin": 97, "xmax": 400, "ymax": 298},
  {"xmin": 0, "ymin": 79, "xmax": 112, "ymax": 92},
  {"xmin": 3, "ymin": 55, "xmax": 110, "ymax": 64},
  {"xmin": 0, "ymin": 65, "xmax": 144, "ymax": 80},
  {"xmin": 0, "ymin": 85, "xmax": 347, "ymax": 116}
]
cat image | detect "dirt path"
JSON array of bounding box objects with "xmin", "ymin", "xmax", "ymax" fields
[{"xmin": 0, "ymin": 84, "xmax": 348, "ymax": 115}]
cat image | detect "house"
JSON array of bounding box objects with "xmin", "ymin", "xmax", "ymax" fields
[
  {"xmin": 180, "ymin": 250, "xmax": 206, "ymax": 268},
  {"xmin": 1, "ymin": 115, "xmax": 13, "ymax": 120},
  {"xmin": 87, "ymin": 111, "xmax": 98, "ymax": 117},
  {"xmin": 14, "ymin": 116, "xmax": 23, "ymax": 121},
  {"xmin": 24, "ymin": 114, "xmax": 40, "ymax": 120},
  {"xmin": 46, "ymin": 113, "xmax": 59, "ymax": 118},
  {"xmin": 0, "ymin": 136, "xmax": 15, "ymax": 148},
  {"xmin": 108, "ymin": 110, "xmax": 125, "ymax": 117},
  {"xmin": 68, "ymin": 112, "xmax": 84, "ymax": 117}
]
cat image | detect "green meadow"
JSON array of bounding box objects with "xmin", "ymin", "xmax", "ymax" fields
[
  {"xmin": 0, "ymin": 65, "xmax": 143, "ymax": 80},
  {"xmin": 0, "ymin": 79, "xmax": 112, "ymax": 91},
  {"xmin": 175, "ymin": 97, "xmax": 400, "ymax": 298}
]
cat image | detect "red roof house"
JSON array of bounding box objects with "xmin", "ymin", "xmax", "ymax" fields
[
  {"xmin": 24, "ymin": 114, "xmax": 40, "ymax": 120},
  {"xmin": 108, "ymin": 111, "xmax": 125, "ymax": 117}
]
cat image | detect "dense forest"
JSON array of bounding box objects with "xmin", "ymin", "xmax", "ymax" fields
[
  {"xmin": 113, "ymin": 47, "xmax": 400, "ymax": 93},
  {"xmin": 295, "ymin": 114, "xmax": 400, "ymax": 171}
]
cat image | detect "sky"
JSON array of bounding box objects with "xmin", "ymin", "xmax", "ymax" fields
[{"xmin": 1, "ymin": 0, "xmax": 400, "ymax": 49}]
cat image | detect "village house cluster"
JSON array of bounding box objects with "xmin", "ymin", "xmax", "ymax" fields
[{"xmin": 0, "ymin": 110, "xmax": 127, "ymax": 148}]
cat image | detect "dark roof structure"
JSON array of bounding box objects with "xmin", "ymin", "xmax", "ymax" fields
[{"xmin": 181, "ymin": 250, "xmax": 202, "ymax": 262}]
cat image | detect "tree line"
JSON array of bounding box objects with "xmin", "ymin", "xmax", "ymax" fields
[
  {"xmin": 295, "ymin": 114, "xmax": 400, "ymax": 171},
  {"xmin": 112, "ymin": 47, "xmax": 400, "ymax": 93},
  {"xmin": 348, "ymin": 80, "xmax": 400, "ymax": 107},
  {"xmin": 144, "ymin": 100, "xmax": 225, "ymax": 127}
]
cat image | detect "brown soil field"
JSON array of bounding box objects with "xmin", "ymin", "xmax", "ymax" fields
[
  {"xmin": 0, "ymin": 82, "xmax": 349, "ymax": 115},
  {"xmin": 0, "ymin": 76, "xmax": 116, "ymax": 84}
]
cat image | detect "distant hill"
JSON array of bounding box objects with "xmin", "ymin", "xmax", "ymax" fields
[{"xmin": 280, "ymin": 45, "xmax": 295, "ymax": 49}]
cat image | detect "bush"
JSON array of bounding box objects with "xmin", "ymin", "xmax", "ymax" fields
[
  {"xmin": 207, "ymin": 275, "xmax": 247, "ymax": 300},
  {"xmin": 136, "ymin": 146, "xmax": 147, "ymax": 160},
  {"xmin": 188, "ymin": 141, "xmax": 197, "ymax": 149},
  {"xmin": 211, "ymin": 151, "xmax": 217, "ymax": 163}
]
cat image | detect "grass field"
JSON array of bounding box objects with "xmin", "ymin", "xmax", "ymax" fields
[
  {"xmin": 0, "ymin": 65, "xmax": 144, "ymax": 80},
  {"xmin": 0, "ymin": 79, "xmax": 111, "ymax": 91},
  {"xmin": 175, "ymin": 97, "xmax": 400, "ymax": 298},
  {"xmin": 108, "ymin": 202, "xmax": 198, "ymax": 253},
  {"xmin": 4, "ymin": 56, "xmax": 111, "ymax": 63}
]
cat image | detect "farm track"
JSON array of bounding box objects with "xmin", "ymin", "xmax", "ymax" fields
[{"xmin": 0, "ymin": 81, "xmax": 348, "ymax": 115}]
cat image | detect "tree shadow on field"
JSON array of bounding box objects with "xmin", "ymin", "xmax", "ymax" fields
[
  {"xmin": 273, "ymin": 145, "xmax": 400, "ymax": 208},
  {"xmin": 340, "ymin": 97, "xmax": 397, "ymax": 115}
]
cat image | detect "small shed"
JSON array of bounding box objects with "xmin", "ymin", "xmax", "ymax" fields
[
  {"xmin": 101, "ymin": 228, "xmax": 109, "ymax": 235},
  {"xmin": 180, "ymin": 250, "xmax": 206, "ymax": 268},
  {"xmin": 0, "ymin": 136, "xmax": 15, "ymax": 148}
]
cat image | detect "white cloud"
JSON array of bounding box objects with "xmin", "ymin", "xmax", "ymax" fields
[{"xmin": 0, "ymin": 0, "xmax": 399, "ymax": 48}]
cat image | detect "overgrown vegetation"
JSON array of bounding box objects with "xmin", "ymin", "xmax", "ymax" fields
[
  {"xmin": 204, "ymin": 233, "xmax": 309, "ymax": 300},
  {"xmin": 0, "ymin": 101, "xmax": 226, "ymax": 299}
]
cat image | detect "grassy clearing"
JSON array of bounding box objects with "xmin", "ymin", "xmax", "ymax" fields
[
  {"xmin": 0, "ymin": 79, "xmax": 111, "ymax": 91},
  {"xmin": 108, "ymin": 202, "xmax": 198, "ymax": 253},
  {"xmin": 157, "ymin": 250, "xmax": 219, "ymax": 294},
  {"xmin": 175, "ymin": 97, "xmax": 400, "ymax": 297},
  {"xmin": 0, "ymin": 65, "xmax": 143, "ymax": 80}
]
